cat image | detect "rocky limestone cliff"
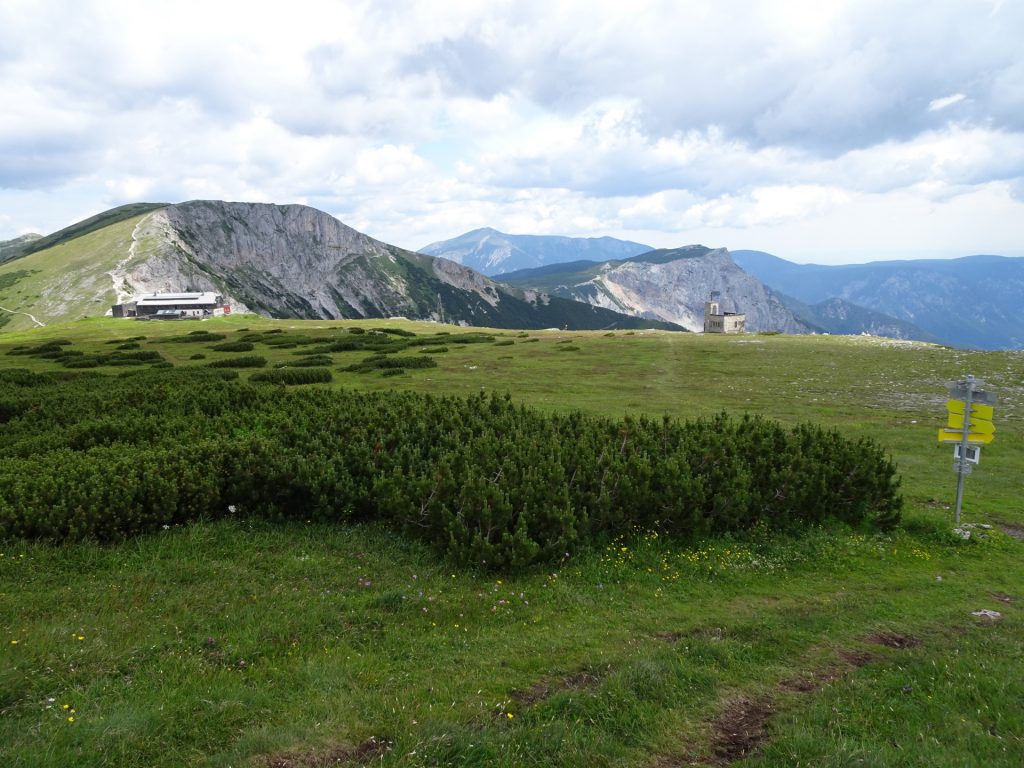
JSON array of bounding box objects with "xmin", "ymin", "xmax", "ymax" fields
[
  {"xmin": 121, "ymin": 201, "xmax": 510, "ymax": 320},
  {"xmin": 554, "ymin": 248, "xmax": 810, "ymax": 333},
  {"xmin": 106, "ymin": 200, "xmax": 676, "ymax": 331}
]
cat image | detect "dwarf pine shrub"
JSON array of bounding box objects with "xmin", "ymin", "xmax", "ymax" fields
[
  {"xmin": 251, "ymin": 367, "xmax": 333, "ymax": 385},
  {"xmin": 0, "ymin": 368, "xmax": 902, "ymax": 569},
  {"xmin": 205, "ymin": 356, "xmax": 266, "ymax": 368},
  {"xmin": 209, "ymin": 341, "xmax": 255, "ymax": 352}
]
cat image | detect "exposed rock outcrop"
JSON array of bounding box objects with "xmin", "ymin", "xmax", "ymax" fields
[
  {"xmin": 112, "ymin": 200, "xmax": 679, "ymax": 331},
  {"xmin": 502, "ymin": 247, "xmax": 810, "ymax": 333}
]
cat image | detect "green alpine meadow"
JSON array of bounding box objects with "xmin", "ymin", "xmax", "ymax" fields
[{"xmin": 1, "ymin": 317, "xmax": 1022, "ymax": 767}]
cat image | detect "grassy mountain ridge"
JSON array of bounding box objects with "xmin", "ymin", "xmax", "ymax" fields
[
  {"xmin": 626, "ymin": 244, "xmax": 714, "ymax": 264},
  {"xmin": 0, "ymin": 234, "xmax": 43, "ymax": 265},
  {"xmin": 0, "ymin": 213, "xmax": 154, "ymax": 331},
  {"xmin": 1, "ymin": 203, "xmax": 168, "ymax": 264}
]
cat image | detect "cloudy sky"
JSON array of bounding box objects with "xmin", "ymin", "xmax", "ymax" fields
[{"xmin": 1, "ymin": 0, "xmax": 1022, "ymax": 264}]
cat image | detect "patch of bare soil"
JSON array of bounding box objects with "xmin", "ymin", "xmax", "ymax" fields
[
  {"xmin": 655, "ymin": 630, "xmax": 686, "ymax": 644},
  {"xmin": 563, "ymin": 671, "xmax": 601, "ymax": 690},
  {"xmin": 998, "ymin": 523, "xmax": 1024, "ymax": 540},
  {"xmin": 709, "ymin": 697, "xmax": 773, "ymax": 765},
  {"xmin": 863, "ymin": 631, "xmax": 920, "ymax": 649},
  {"xmin": 838, "ymin": 648, "xmax": 875, "ymax": 668},
  {"xmin": 509, "ymin": 680, "xmax": 552, "ymax": 707},
  {"xmin": 778, "ymin": 666, "xmax": 843, "ymax": 693},
  {"xmin": 509, "ymin": 669, "xmax": 601, "ymax": 707},
  {"xmin": 654, "ymin": 641, "xmax": 900, "ymax": 766},
  {"xmin": 655, "ymin": 627, "xmax": 727, "ymax": 644},
  {"xmin": 264, "ymin": 737, "xmax": 390, "ymax": 768}
]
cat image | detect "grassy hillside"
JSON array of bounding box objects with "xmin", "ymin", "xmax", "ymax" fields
[
  {"xmin": 0, "ymin": 203, "xmax": 166, "ymax": 263},
  {"xmin": 0, "ymin": 214, "xmax": 152, "ymax": 332},
  {"xmin": 1, "ymin": 318, "xmax": 1022, "ymax": 767}
]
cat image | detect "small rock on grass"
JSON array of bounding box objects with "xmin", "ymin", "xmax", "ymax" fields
[{"xmin": 970, "ymin": 609, "xmax": 1002, "ymax": 621}]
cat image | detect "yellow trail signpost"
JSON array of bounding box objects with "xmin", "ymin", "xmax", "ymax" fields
[
  {"xmin": 944, "ymin": 413, "xmax": 995, "ymax": 434},
  {"xmin": 937, "ymin": 429, "xmax": 994, "ymax": 444},
  {"xmin": 940, "ymin": 376, "xmax": 996, "ymax": 525},
  {"xmin": 946, "ymin": 400, "xmax": 994, "ymax": 421}
]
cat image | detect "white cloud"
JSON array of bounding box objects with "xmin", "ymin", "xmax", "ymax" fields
[
  {"xmin": 928, "ymin": 93, "xmax": 968, "ymax": 111},
  {"xmin": 0, "ymin": 0, "xmax": 1022, "ymax": 263}
]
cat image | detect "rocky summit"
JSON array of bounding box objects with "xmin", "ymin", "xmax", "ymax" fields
[{"xmin": 0, "ymin": 201, "xmax": 680, "ymax": 332}]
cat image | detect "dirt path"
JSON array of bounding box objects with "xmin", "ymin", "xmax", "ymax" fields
[
  {"xmin": 0, "ymin": 304, "xmax": 45, "ymax": 327},
  {"xmin": 107, "ymin": 214, "xmax": 149, "ymax": 304}
]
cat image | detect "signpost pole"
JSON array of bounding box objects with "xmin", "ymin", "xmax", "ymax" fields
[{"xmin": 953, "ymin": 376, "xmax": 974, "ymax": 526}]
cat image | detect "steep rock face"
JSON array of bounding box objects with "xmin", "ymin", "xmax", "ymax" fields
[
  {"xmin": 123, "ymin": 201, "xmax": 502, "ymax": 320},
  {"xmin": 110, "ymin": 200, "xmax": 679, "ymax": 331},
  {"xmin": 533, "ymin": 248, "xmax": 810, "ymax": 333}
]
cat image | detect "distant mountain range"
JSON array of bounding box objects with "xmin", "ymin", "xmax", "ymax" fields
[
  {"xmin": 420, "ymin": 227, "xmax": 653, "ymax": 276},
  {"xmin": 732, "ymin": 250, "xmax": 1024, "ymax": 350},
  {"xmin": 423, "ymin": 229, "xmax": 1021, "ymax": 348},
  {"xmin": 498, "ymin": 246, "xmax": 811, "ymax": 334},
  {"xmin": 5, "ymin": 211, "xmax": 1017, "ymax": 349},
  {"xmin": 0, "ymin": 203, "xmax": 679, "ymax": 333}
]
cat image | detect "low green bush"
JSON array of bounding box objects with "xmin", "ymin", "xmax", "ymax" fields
[
  {"xmin": 251, "ymin": 367, "xmax": 333, "ymax": 385},
  {"xmin": 343, "ymin": 355, "xmax": 438, "ymax": 373},
  {"xmin": 275, "ymin": 355, "xmax": 333, "ymax": 368},
  {"xmin": 6, "ymin": 341, "xmax": 71, "ymax": 356},
  {"xmin": 105, "ymin": 336, "xmax": 146, "ymax": 345},
  {"xmin": 209, "ymin": 341, "xmax": 255, "ymax": 352},
  {"xmin": 261, "ymin": 335, "xmax": 326, "ymax": 347},
  {"xmin": 56, "ymin": 350, "xmax": 164, "ymax": 368},
  {"xmin": 448, "ymin": 333, "xmax": 496, "ymax": 344},
  {"xmin": 205, "ymin": 356, "xmax": 266, "ymax": 369},
  {"xmin": 0, "ymin": 369, "xmax": 902, "ymax": 570},
  {"xmin": 159, "ymin": 332, "xmax": 227, "ymax": 343},
  {"xmin": 109, "ymin": 351, "xmax": 163, "ymax": 362},
  {"xmin": 60, "ymin": 359, "xmax": 100, "ymax": 369}
]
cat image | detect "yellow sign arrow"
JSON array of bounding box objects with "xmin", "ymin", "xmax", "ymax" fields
[
  {"xmin": 938, "ymin": 428, "xmax": 994, "ymax": 445},
  {"xmin": 947, "ymin": 399, "xmax": 994, "ymax": 421},
  {"xmin": 946, "ymin": 413, "xmax": 996, "ymax": 434}
]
